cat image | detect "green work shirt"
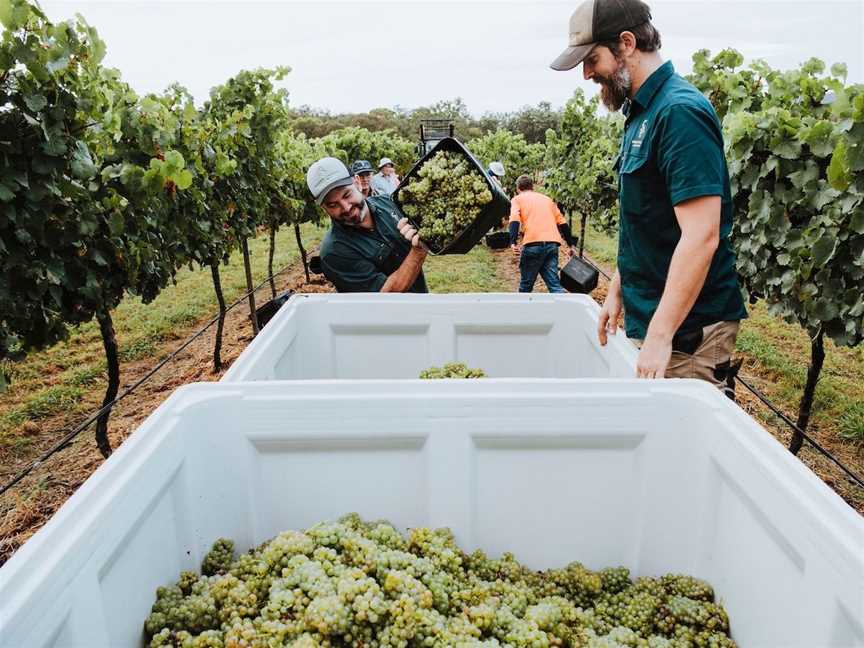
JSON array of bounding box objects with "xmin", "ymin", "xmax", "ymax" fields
[
  {"xmin": 615, "ymin": 61, "xmax": 747, "ymax": 339},
  {"xmin": 319, "ymin": 195, "xmax": 429, "ymax": 293}
]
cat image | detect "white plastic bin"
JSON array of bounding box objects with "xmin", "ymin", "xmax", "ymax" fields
[
  {"xmin": 1, "ymin": 380, "xmax": 862, "ymax": 648},
  {"xmin": 222, "ymin": 293, "xmax": 638, "ymax": 381}
]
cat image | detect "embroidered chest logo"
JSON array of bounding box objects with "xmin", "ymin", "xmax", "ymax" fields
[{"xmin": 631, "ymin": 120, "xmax": 648, "ymax": 149}]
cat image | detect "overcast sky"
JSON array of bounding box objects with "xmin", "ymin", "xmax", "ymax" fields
[{"xmin": 42, "ymin": 0, "xmax": 864, "ymax": 116}]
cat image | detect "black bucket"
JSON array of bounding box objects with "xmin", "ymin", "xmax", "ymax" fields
[
  {"xmin": 485, "ymin": 231, "xmax": 511, "ymax": 250},
  {"xmin": 391, "ymin": 137, "xmax": 510, "ymax": 255},
  {"xmin": 560, "ymin": 257, "xmax": 599, "ymax": 294},
  {"xmin": 254, "ymin": 290, "xmax": 294, "ymax": 329},
  {"xmin": 309, "ymin": 255, "xmax": 323, "ymax": 275}
]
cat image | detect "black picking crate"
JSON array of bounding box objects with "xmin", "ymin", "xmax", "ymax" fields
[
  {"xmin": 391, "ymin": 137, "xmax": 510, "ymax": 255},
  {"xmin": 309, "ymin": 255, "xmax": 323, "ymax": 275},
  {"xmin": 485, "ymin": 231, "xmax": 511, "ymax": 249},
  {"xmin": 254, "ymin": 290, "xmax": 294, "ymax": 329},
  {"xmin": 560, "ymin": 257, "xmax": 599, "ymax": 294}
]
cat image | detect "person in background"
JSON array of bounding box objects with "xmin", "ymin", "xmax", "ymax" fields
[
  {"xmin": 351, "ymin": 159, "xmax": 379, "ymax": 198},
  {"xmin": 509, "ymin": 175, "xmax": 576, "ymax": 293},
  {"xmin": 371, "ymin": 157, "xmax": 400, "ymax": 196},
  {"xmin": 487, "ymin": 161, "xmax": 506, "ymax": 190},
  {"xmin": 306, "ymin": 157, "xmax": 428, "ymax": 293},
  {"xmin": 549, "ymin": 0, "xmax": 746, "ymax": 394}
]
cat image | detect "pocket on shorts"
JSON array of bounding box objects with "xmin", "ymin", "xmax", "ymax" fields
[{"xmin": 671, "ymin": 327, "xmax": 704, "ymax": 355}]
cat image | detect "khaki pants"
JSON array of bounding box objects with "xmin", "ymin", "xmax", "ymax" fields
[{"xmin": 635, "ymin": 321, "xmax": 741, "ymax": 399}]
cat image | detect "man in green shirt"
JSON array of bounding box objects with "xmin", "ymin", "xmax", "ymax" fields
[
  {"xmin": 306, "ymin": 157, "xmax": 428, "ymax": 293},
  {"xmin": 550, "ymin": 0, "xmax": 746, "ymax": 396}
]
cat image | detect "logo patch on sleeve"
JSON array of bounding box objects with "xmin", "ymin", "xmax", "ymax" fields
[{"xmin": 631, "ymin": 119, "xmax": 649, "ymax": 149}]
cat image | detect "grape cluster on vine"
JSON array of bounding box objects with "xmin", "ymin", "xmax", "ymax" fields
[
  {"xmin": 398, "ymin": 151, "xmax": 493, "ymax": 250},
  {"xmin": 144, "ymin": 514, "xmax": 737, "ymax": 647}
]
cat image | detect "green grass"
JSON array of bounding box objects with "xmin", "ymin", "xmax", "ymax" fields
[
  {"xmin": 580, "ymin": 221, "xmax": 618, "ymax": 266},
  {"xmin": 580, "ymin": 224, "xmax": 864, "ymax": 454},
  {"xmin": 0, "ymin": 223, "xmax": 326, "ymax": 446},
  {"xmin": 425, "ymin": 246, "xmax": 511, "ymax": 293}
]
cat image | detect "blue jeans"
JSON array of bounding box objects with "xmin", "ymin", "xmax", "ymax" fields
[{"xmin": 518, "ymin": 242, "xmax": 565, "ymax": 293}]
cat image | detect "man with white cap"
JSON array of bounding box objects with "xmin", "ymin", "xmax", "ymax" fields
[
  {"xmin": 550, "ymin": 0, "xmax": 746, "ymax": 396},
  {"xmin": 306, "ymin": 157, "xmax": 428, "ymax": 293},
  {"xmin": 487, "ymin": 161, "xmax": 506, "ymax": 190},
  {"xmin": 371, "ymin": 157, "xmax": 400, "ymax": 197}
]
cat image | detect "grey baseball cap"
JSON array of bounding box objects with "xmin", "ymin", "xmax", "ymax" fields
[
  {"xmin": 307, "ymin": 157, "xmax": 354, "ymax": 205},
  {"xmin": 550, "ymin": 0, "xmax": 652, "ymax": 71}
]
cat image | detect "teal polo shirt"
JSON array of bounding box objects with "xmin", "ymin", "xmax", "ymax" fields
[
  {"xmin": 319, "ymin": 196, "xmax": 429, "ymax": 293},
  {"xmin": 615, "ymin": 61, "xmax": 746, "ymax": 339}
]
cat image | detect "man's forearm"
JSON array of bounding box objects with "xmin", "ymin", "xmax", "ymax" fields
[
  {"xmin": 645, "ymin": 235, "xmax": 716, "ymax": 341},
  {"xmin": 381, "ymin": 248, "xmax": 426, "ymax": 293},
  {"xmin": 609, "ymin": 270, "xmax": 621, "ymax": 296}
]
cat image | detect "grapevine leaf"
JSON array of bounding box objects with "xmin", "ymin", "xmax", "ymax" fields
[
  {"xmin": 24, "ymin": 93, "xmax": 48, "ymax": 113},
  {"xmin": 70, "ymin": 142, "xmax": 97, "ymax": 180},
  {"xmin": 773, "ymin": 138, "xmax": 801, "ymax": 159},
  {"xmin": 851, "ymin": 210, "xmax": 864, "ymax": 235},
  {"xmin": 174, "ymin": 169, "xmax": 193, "ymax": 191},
  {"xmin": 109, "ymin": 211, "xmax": 125, "ymax": 236},
  {"xmin": 827, "ymin": 139, "xmax": 851, "ymax": 191},
  {"xmin": 788, "ymin": 161, "xmax": 819, "ymax": 189},
  {"xmin": 811, "ymin": 234, "xmax": 837, "ymax": 266},
  {"xmin": 846, "ymin": 139, "xmax": 864, "ymax": 172},
  {"xmin": 0, "ymin": 0, "xmax": 29, "ymax": 30},
  {"xmin": 854, "ymin": 94, "xmax": 864, "ymax": 121},
  {"xmin": 802, "ymin": 120, "xmax": 835, "ymax": 157},
  {"xmin": 164, "ymin": 150, "xmax": 185, "ymax": 175},
  {"xmin": 812, "ymin": 298, "xmax": 839, "ymax": 322}
]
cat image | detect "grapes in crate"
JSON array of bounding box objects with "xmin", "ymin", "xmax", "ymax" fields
[
  {"xmin": 399, "ymin": 150, "xmax": 493, "ymax": 251},
  {"xmin": 144, "ymin": 514, "xmax": 737, "ymax": 647},
  {"xmin": 419, "ymin": 362, "xmax": 486, "ymax": 379}
]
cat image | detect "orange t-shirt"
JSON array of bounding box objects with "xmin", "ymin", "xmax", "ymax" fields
[{"xmin": 508, "ymin": 190, "xmax": 565, "ymax": 245}]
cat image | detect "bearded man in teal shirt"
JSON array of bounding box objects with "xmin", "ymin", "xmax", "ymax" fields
[{"xmin": 550, "ymin": 0, "xmax": 747, "ymax": 397}]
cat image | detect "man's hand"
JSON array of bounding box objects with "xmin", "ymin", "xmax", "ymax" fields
[
  {"xmin": 511, "ymin": 244, "xmax": 521, "ymax": 256},
  {"xmin": 568, "ymin": 246, "xmax": 577, "ymax": 258},
  {"xmin": 636, "ymin": 333, "xmax": 672, "ymax": 379},
  {"xmin": 397, "ymin": 218, "xmax": 423, "ymax": 249},
  {"xmin": 597, "ymin": 272, "xmax": 622, "ymax": 346}
]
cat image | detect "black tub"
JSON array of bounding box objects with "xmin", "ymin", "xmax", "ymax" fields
[{"xmin": 392, "ymin": 137, "xmax": 510, "ymax": 255}]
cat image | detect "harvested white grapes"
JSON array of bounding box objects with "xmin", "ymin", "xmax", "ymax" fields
[
  {"xmin": 398, "ymin": 150, "xmax": 493, "ymax": 250},
  {"xmin": 144, "ymin": 514, "xmax": 737, "ymax": 648},
  {"xmin": 419, "ymin": 362, "xmax": 486, "ymax": 379}
]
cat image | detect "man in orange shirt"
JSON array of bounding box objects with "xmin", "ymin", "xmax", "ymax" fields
[{"xmin": 509, "ymin": 175, "xmax": 577, "ymax": 293}]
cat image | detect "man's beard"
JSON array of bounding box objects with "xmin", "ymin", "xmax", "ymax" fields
[
  {"xmin": 343, "ymin": 202, "xmax": 368, "ymax": 227},
  {"xmin": 597, "ymin": 60, "xmax": 632, "ymax": 112}
]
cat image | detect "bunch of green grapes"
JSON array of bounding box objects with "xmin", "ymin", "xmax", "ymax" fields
[
  {"xmin": 399, "ymin": 150, "xmax": 493, "ymax": 250},
  {"xmin": 144, "ymin": 514, "xmax": 738, "ymax": 647},
  {"xmin": 419, "ymin": 362, "xmax": 486, "ymax": 379}
]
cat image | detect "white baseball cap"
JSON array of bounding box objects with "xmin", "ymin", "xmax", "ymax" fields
[
  {"xmin": 307, "ymin": 157, "xmax": 354, "ymax": 205},
  {"xmin": 378, "ymin": 157, "xmax": 394, "ymax": 169},
  {"xmin": 489, "ymin": 161, "xmax": 505, "ymax": 177}
]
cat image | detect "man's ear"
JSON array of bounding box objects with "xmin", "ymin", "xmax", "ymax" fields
[{"xmin": 618, "ymin": 31, "xmax": 637, "ymax": 57}]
